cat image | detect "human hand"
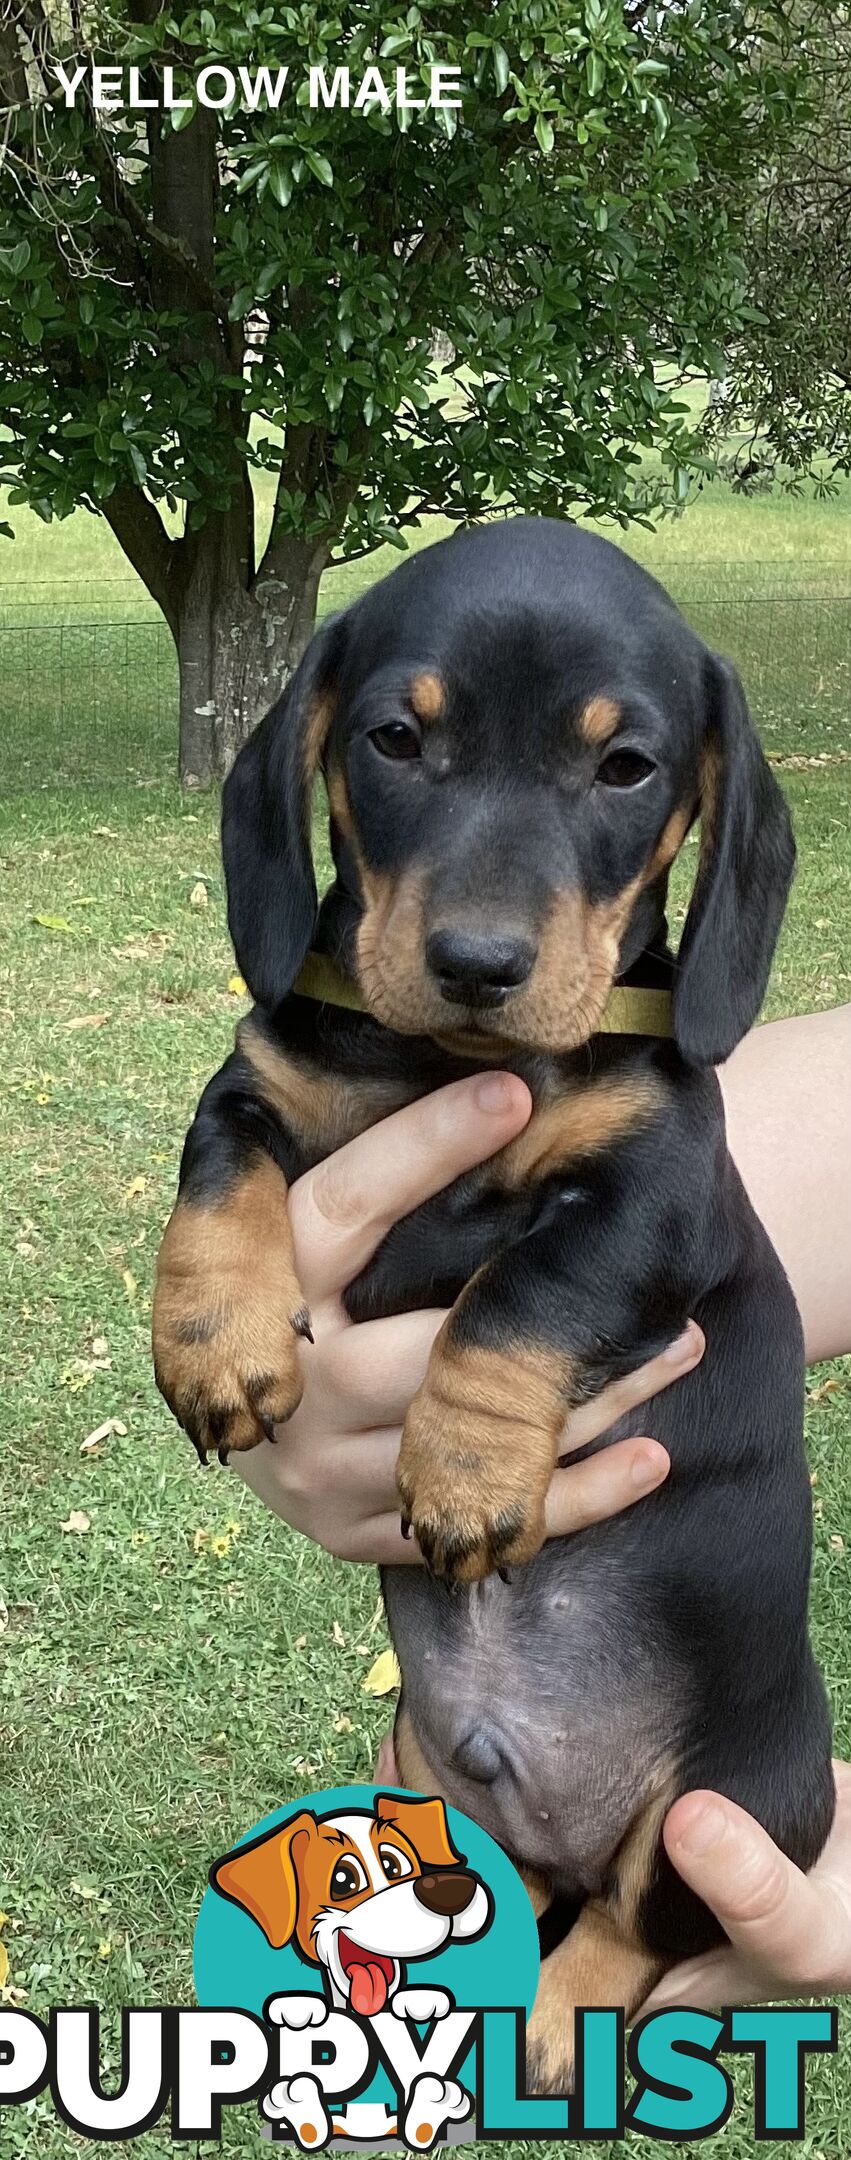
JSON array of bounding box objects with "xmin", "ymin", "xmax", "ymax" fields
[
  {"xmin": 641, "ymin": 1762, "xmax": 851, "ymax": 2011},
  {"xmin": 233, "ymin": 1072, "xmax": 704, "ymax": 1563}
]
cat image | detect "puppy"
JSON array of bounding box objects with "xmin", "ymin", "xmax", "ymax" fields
[{"xmin": 154, "ymin": 518, "xmax": 834, "ymax": 2090}]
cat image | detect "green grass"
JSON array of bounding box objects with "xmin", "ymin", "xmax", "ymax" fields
[
  {"xmin": 0, "ymin": 463, "xmax": 850, "ymax": 787},
  {"xmin": 0, "ymin": 480, "xmax": 850, "ymax": 2159}
]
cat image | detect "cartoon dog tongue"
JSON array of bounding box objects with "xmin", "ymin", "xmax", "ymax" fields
[{"xmin": 349, "ymin": 1960, "xmax": 390, "ymax": 2017}]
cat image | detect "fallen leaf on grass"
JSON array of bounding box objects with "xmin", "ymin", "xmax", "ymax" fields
[
  {"xmin": 65, "ymin": 1013, "xmax": 109, "ymax": 1032},
  {"xmin": 362, "ymin": 1649, "xmax": 401, "ymax": 1697},
  {"xmin": 60, "ymin": 1510, "xmax": 91, "ymax": 1535},
  {"xmin": 189, "ymin": 880, "xmax": 209, "ymax": 910},
  {"xmin": 227, "ymin": 973, "xmax": 247, "ymax": 996},
  {"xmin": 0, "ymin": 1945, "xmax": 8, "ymax": 1989},
  {"xmin": 122, "ymin": 1269, "xmax": 138, "ymax": 1303},
  {"xmin": 333, "ymin": 1715, "xmax": 354, "ymax": 1735},
  {"xmin": 332, "ymin": 1620, "xmax": 346, "ymax": 1648},
  {"xmin": 808, "ymin": 1378, "xmax": 843, "ymax": 1406},
  {"xmin": 33, "ymin": 913, "xmax": 75, "ymax": 933},
  {"xmin": 60, "ymin": 1356, "xmax": 110, "ymax": 1393},
  {"xmin": 125, "ymin": 1176, "xmax": 147, "ymax": 1202},
  {"xmin": 81, "ymin": 1418, "xmax": 127, "ymax": 1455}
]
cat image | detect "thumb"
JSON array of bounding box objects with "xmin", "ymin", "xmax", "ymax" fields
[{"xmin": 662, "ymin": 1791, "xmax": 827, "ymax": 1985}]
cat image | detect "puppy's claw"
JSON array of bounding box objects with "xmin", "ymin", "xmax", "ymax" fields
[
  {"xmin": 400, "ymin": 1514, "xmax": 412, "ymax": 1541},
  {"xmin": 293, "ymin": 1306, "xmax": 314, "ymax": 1345},
  {"xmin": 260, "ymin": 1412, "xmax": 278, "ymax": 1445},
  {"xmin": 497, "ymin": 1566, "xmax": 513, "ymax": 1586},
  {"xmin": 218, "ymin": 1445, "xmax": 230, "ymax": 1467}
]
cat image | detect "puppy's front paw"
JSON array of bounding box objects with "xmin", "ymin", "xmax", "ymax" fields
[
  {"xmin": 152, "ymin": 1170, "xmax": 309, "ymax": 1463},
  {"xmin": 397, "ymin": 1336, "xmax": 565, "ymax": 1584}
]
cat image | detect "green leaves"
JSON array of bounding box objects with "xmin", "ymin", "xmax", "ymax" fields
[{"xmin": 0, "ymin": 0, "xmax": 829, "ymax": 557}]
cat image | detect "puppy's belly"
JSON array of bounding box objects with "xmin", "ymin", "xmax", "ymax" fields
[{"xmin": 383, "ymin": 1542, "xmax": 688, "ymax": 1893}]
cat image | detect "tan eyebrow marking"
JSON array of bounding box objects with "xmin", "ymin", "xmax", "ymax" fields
[
  {"xmin": 408, "ymin": 671, "xmax": 445, "ymax": 724},
  {"xmin": 579, "ymin": 696, "xmax": 621, "ymax": 747}
]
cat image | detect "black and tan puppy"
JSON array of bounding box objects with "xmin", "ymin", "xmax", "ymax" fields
[{"xmin": 153, "ymin": 517, "xmax": 834, "ymax": 2089}]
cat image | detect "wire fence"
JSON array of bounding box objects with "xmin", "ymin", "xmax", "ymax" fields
[{"xmin": 0, "ymin": 570, "xmax": 848, "ymax": 792}]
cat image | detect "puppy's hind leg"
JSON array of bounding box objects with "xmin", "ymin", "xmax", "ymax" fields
[
  {"xmin": 525, "ymin": 1779, "xmax": 679, "ymax": 2094},
  {"xmin": 525, "ymin": 1902, "xmax": 663, "ymax": 2095}
]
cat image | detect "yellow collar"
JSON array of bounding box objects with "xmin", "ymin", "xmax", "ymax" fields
[{"xmin": 292, "ymin": 951, "xmax": 674, "ymax": 1039}]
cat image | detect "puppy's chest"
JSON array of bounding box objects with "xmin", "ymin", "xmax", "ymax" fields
[
  {"xmin": 271, "ymin": 1028, "xmax": 662, "ymax": 1322},
  {"xmin": 344, "ymin": 1153, "xmax": 551, "ymax": 1323},
  {"xmin": 300, "ymin": 1064, "xmax": 615, "ymax": 1325}
]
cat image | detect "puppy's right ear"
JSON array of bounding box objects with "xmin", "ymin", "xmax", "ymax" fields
[{"xmin": 221, "ymin": 613, "xmax": 346, "ymax": 1009}]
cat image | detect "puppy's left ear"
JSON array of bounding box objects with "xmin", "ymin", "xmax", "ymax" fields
[
  {"xmin": 210, "ymin": 1810, "xmax": 316, "ymax": 1949},
  {"xmin": 673, "ymin": 654, "xmax": 795, "ymax": 1066},
  {"xmin": 221, "ymin": 613, "xmax": 347, "ymax": 1010}
]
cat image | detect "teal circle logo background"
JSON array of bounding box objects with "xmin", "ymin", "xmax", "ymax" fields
[{"xmin": 194, "ymin": 1783, "xmax": 540, "ymax": 2024}]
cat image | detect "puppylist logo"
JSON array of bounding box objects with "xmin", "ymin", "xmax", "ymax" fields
[{"xmin": 0, "ymin": 1786, "xmax": 839, "ymax": 2147}]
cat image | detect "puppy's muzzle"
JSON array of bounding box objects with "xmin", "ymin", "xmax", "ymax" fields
[
  {"xmin": 412, "ymin": 1869, "xmax": 479, "ymax": 1917},
  {"xmin": 426, "ymin": 927, "xmax": 536, "ymax": 1009}
]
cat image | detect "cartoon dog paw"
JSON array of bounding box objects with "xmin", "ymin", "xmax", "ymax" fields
[
  {"xmin": 266, "ymin": 1993, "xmax": 329, "ymax": 2030},
  {"xmin": 403, "ymin": 2074, "xmax": 472, "ymax": 2151},
  {"xmin": 391, "ymin": 1987, "xmax": 452, "ymax": 2023},
  {"xmin": 262, "ymin": 2072, "xmax": 332, "ymax": 2148}
]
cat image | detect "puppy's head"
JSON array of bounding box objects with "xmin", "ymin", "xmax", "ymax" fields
[{"xmin": 223, "ymin": 518, "xmax": 794, "ymax": 1065}]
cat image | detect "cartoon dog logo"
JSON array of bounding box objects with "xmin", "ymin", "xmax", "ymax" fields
[
  {"xmin": 211, "ymin": 1793, "xmax": 493, "ymax": 2148},
  {"xmin": 211, "ymin": 1792, "xmax": 492, "ymax": 2013}
]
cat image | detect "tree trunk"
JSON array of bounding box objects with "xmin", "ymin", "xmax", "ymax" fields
[{"xmin": 174, "ymin": 530, "xmax": 330, "ymax": 787}]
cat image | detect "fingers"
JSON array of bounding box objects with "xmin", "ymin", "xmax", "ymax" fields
[
  {"xmin": 317, "ymin": 1314, "xmax": 702, "ymax": 1447},
  {"xmin": 289, "ymin": 1074, "xmax": 532, "ymax": 1303},
  {"xmin": 558, "ymin": 1323, "xmax": 705, "ymax": 1456},
  {"xmin": 320, "ymin": 1310, "xmax": 446, "ymax": 1427},
  {"xmin": 544, "ymin": 1435, "xmax": 670, "ymax": 1537},
  {"xmin": 660, "ymin": 1787, "xmax": 847, "ymax": 1991},
  {"xmin": 640, "ymin": 1947, "xmax": 775, "ymax": 2015},
  {"xmin": 374, "ymin": 1733, "xmax": 399, "ymax": 1783}
]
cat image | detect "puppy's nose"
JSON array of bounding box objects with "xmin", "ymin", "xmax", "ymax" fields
[
  {"xmin": 426, "ymin": 927, "xmax": 536, "ymax": 1005},
  {"xmin": 413, "ymin": 1870, "xmax": 478, "ymax": 1917}
]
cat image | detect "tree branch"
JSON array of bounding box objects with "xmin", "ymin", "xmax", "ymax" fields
[{"xmin": 100, "ymin": 486, "xmax": 185, "ymax": 634}]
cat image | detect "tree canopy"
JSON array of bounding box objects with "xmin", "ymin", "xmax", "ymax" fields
[
  {"xmin": 0, "ymin": 0, "xmax": 817, "ymax": 778},
  {"xmin": 706, "ymin": 7, "xmax": 851, "ymax": 494}
]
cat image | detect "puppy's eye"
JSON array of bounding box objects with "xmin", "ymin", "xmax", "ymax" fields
[
  {"xmin": 378, "ymin": 1844, "xmax": 414, "ymax": 1882},
  {"xmin": 596, "ymin": 749, "xmax": 656, "ymax": 790},
  {"xmin": 369, "ymin": 719, "xmax": 423, "ymax": 761},
  {"xmin": 330, "ymin": 1857, "xmax": 368, "ymax": 1899}
]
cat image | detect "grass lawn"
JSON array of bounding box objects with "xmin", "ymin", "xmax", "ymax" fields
[
  {"xmin": 0, "ymin": 478, "xmax": 850, "ymax": 2160},
  {"xmin": 0, "ymin": 464, "xmax": 850, "ymax": 786}
]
